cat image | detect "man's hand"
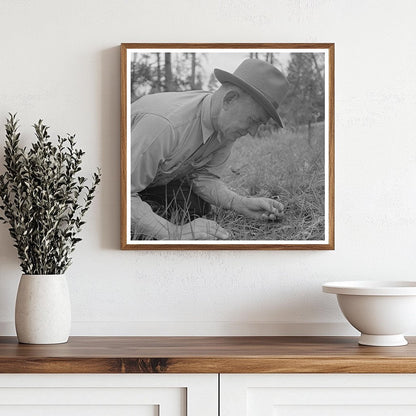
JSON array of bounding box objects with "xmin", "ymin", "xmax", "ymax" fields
[
  {"xmin": 234, "ymin": 196, "xmax": 284, "ymax": 221},
  {"xmin": 171, "ymin": 218, "xmax": 230, "ymax": 240}
]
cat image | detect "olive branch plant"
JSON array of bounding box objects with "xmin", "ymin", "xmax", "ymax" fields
[{"xmin": 0, "ymin": 114, "xmax": 101, "ymax": 275}]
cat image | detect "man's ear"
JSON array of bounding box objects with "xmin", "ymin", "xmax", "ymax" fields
[{"xmin": 223, "ymin": 90, "xmax": 240, "ymax": 110}]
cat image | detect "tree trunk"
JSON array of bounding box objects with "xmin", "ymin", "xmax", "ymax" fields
[
  {"xmin": 156, "ymin": 53, "xmax": 161, "ymax": 92},
  {"xmin": 307, "ymin": 120, "xmax": 313, "ymax": 147},
  {"xmin": 164, "ymin": 53, "xmax": 174, "ymax": 91},
  {"xmin": 311, "ymin": 53, "xmax": 324, "ymax": 83},
  {"xmin": 191, "ymin": 53, "xmax": 196, "ymax": 90}
]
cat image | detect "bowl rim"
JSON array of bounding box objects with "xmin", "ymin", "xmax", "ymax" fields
[{"xmin": 322, "ymin": 281, "xmax": 416, "ymax": 296}]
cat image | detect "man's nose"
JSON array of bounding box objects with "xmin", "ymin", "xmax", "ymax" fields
[{"xmin": 248, "ymin": 124, "xmax": 258, "ymax": 136}]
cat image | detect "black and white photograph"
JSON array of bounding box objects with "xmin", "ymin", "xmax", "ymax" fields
[{"xmin": 121, "ymin": 44, "xmax": 334, "ymax": 249}]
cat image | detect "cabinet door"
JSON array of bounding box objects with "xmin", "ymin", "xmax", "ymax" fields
[
  {"xmin": 0, "ymin": 374, "xmax": 217, "ymax": 416},
  {"xmin": 221, "ymin": 374, "xmax": 416, "ymax": 416}
]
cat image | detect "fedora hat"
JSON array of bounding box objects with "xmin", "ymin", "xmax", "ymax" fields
[{"xmin": 214, "ymin": 58, "xmax": 289, "ymax": 127}]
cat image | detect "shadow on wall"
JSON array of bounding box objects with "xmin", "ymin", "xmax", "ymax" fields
[
  {"xmin": 99, "ymin": 46, "xmax": 121, "ymax": 250},
  {"xmin": 0, "ymin": 223, "xmax": 20, "ymax": 325},
  {"xmin": 228, "ymin": 283, "xmax": 341, "ymax": 335}
]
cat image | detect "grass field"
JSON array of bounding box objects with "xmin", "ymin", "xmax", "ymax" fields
[
  {"xmin": 208, "ymin": 122, "xmax": 326, "ymax": 241},
  {"xmin": 132, "ymin": 122, "xmax": 326, "ymax": 241}
]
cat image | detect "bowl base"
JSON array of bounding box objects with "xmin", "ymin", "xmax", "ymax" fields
[{"xmin": 359, "ymin": 334, "xmax": 408, "ymax": 347}]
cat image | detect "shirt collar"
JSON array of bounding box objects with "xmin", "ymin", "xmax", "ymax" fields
[{"xmin": 201, "ymin": 93, "xmax": 216, "ymax": 143}]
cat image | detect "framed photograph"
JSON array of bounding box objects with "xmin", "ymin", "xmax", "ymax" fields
[{"xmin": 121, "ymin": 43, "xmax": 334, "ymax": 250}]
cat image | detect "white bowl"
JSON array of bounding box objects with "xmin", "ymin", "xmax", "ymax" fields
[{"xmin": 323, "ymin": 281, "xmax": 416, "ymax": 346}]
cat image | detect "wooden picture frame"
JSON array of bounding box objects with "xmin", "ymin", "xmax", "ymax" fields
[{"xmin": 121, "ymin": 43, "xmax": 334, "ymax": 250}]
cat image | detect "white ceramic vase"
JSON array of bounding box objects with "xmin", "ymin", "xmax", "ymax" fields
[{"xmin": 15, "ymin": 274, "xmax": 71, "ymax": 344}]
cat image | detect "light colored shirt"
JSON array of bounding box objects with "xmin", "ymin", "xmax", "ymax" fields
[{"xmin": 130, "ymin": 90, "xmax": 240, "ymax": 238}]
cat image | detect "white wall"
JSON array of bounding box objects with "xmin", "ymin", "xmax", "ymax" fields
[{"xmin": 0, "ymin": 0, "xmax": 415, "ymax": 336}]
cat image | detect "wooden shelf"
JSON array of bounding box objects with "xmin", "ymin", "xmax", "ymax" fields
[{"xmin": 1, "ymin": 336, "xmax": 416, "ymax": 373}]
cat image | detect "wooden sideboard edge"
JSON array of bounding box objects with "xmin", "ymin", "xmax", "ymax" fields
[{"xmin": 1, "ymin": 356, "xmax": 416, "ymax": 374}]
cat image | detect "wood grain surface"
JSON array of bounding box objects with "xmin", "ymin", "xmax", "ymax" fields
[{"xmin": 0, "ymin": 336, "xmax": 415, "ymax": 374}]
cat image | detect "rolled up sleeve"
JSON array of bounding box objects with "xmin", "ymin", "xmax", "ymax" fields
[
  {"xmin": 190, "ymin": 141, "xmax": 240, "ymax": 210},
  {"xmin": 130, "ymin": 114, "xmax": 176, "ymax": 238}
]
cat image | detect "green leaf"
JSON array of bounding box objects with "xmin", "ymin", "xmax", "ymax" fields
[{"xmin": 0, "ymin": 114, "xmax": 101, "ymax": 274}]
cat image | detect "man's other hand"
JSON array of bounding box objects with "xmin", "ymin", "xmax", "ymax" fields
[{"xmin": 173, "ymin": 218, "xmax": 230, "ymax": 240}]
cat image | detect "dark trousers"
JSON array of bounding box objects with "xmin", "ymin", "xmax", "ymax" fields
[{"xmin": 139, "ymin": 180, "xmax": 211, "ymax": 223}]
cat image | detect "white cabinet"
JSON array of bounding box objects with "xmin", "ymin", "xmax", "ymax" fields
[
  {"xmin": 3, "ymin": 373, "xmax": 416, "ymax": 415},
  {"xmin": 220, "ymin": 374, "xmax": 416, "ymax": 416},
  {"xmin": 0, "ymin": 374, "xmax": 218, "ymax": 416}
]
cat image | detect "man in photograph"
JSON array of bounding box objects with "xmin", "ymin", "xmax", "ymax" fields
[{"xmin": 130, "ymin": 58, "xmax": 289, "ymax": 240}]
